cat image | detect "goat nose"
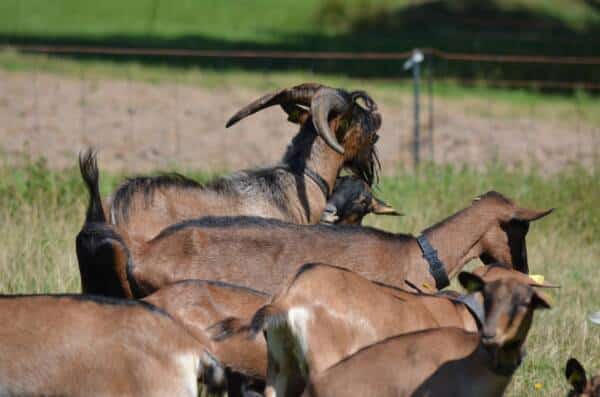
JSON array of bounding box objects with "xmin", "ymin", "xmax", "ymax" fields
[{"xmin": 482, "ymin": 329, "xmax": 497, "ymax": 341}]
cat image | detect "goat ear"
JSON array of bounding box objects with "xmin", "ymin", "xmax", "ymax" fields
[
  {"xmin": 513, "ymin": 207, "xmax": 554, "ymax": 222},
  {"xmin": 371, "ymin": 197, "xmax": 403, "ymax": 216},
  {"xmin": 566, "ymin": 358, "xmax": 587, "ymax": 392},
  {"xmin": 531, "ymin": 290, "xmax": 552, "ymax": 310},
  {"xmin": 280, "ymin": 103, "xmax": 309, "ymax": 125},
  {"xmin": 458, "ymin": 272, "xmax": 485, "ymax": 293}
]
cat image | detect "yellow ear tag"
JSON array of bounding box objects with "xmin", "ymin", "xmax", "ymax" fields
[
  {"xmin": 530, "ymin": 274, "xmax": 545, "ymax": 284},
  {"xmin": 422, "ymin": 282, "xmax": 433, "ymax": 290}
]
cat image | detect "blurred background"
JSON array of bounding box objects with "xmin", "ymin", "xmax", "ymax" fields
[{"xmin": 0, "ymin": 0, "xmax": 598, "ymax": 173}]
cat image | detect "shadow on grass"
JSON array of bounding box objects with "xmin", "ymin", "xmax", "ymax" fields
[{"xmin": 1, "ymin": 0, "xmax": 599, "ymax": 84}]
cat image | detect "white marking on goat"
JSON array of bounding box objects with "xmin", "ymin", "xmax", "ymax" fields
[
  {"xmin": 176, "ymin": 352, "xmax": 200, "ymax": 397},
  {"xmin": 287, "ymin": 307, "xmax": 311, "ymax": 362}
]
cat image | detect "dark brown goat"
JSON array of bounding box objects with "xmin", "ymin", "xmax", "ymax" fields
[
  {"xmin": 301, "ymin": 271, "xmax": 551, "ymax": 397},
  {"xmin": 142, "ymin": 280, "xmax": 269, "ymax": 397},
  {"xmin": 246, "ymin": 263, "xmax": 556, "ymax": 397},
  {"xmin": 566, "ymin": 358, "xmax": 600, "ymax": 397},
  {"xmin": 319, "ymin": 175, "xmax": 400, "ymax": 225},
  {"xmin": 107, "ymin": 189, "xmax": 551, "ymax": 298},
  {"xmin": 0, "ymin": 294, "xmax": 224, "ymax": 397}
]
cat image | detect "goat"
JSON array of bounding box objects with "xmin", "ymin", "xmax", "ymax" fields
[
  {"xmin": 75, "ymin": 153, "xmax": 397, "ymax": 298},
  {"xmin": 246, "ymin": 263, "xmax": 556, "ymax": 397},
  {"xmin": 113, "ymin": 190, "xmax": 551, "ymax": 297},
  {"xmin": 301, "ymin": 270, "xmax": 551, "ymax": 397},
  {"xmin": 566, "ymin": 358, "xmax": 600, "ymax": 397},
  {"xmin": 0, "ymin": 294, "xmax": 225, "ymax": 397},
  {"xmin": 142, "ymin": 280, "xmax": 269, "ymax": 397},
  {"xmin": 319, "ymin": 175, "xmax": 400, "ymax": 225}
]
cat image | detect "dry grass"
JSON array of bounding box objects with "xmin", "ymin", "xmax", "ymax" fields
[{"xmin": 0, "ymin": 160, "xmax": 597, "ymax": 396}]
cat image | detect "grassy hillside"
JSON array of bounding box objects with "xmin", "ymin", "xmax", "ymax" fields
[{"xmin": 0, "ymin": 159, "xmax": 597, "ymax": 395}]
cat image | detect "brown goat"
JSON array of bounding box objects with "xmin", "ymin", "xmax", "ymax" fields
[
  {"xmin": 247, "ymin": 263, "xmax": 556, "ymax": 397},
  {"xmin": 566, "ymin": 358, "xmax": 600, "ymax": 397},
  {"xmin": 301, "ymin": 270, "xmax": 551, "ymax": 397},
  {"xmin": 114, "ymin": 190, "xmax": 551, "ymax": 298},
  {"xmin": 0, "ymin": 294, "xmax": 224, "ymax": 397},
  {"xmin": 142, "ymin": 280, "xmax": 269, "ymax": 397}
]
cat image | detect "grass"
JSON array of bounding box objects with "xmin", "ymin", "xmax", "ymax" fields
[
  {"xmin": 0, "ymin": 0, "xmax": 598, "ymax": 81},
  {"xmin": 0, "ymin": 158, "xmax": 597, "ymax": 396}
]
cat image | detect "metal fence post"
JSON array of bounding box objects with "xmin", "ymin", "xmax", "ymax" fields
[{"xmin": 404, "ymin": 49, "xmax": 424, "ymax": 168}]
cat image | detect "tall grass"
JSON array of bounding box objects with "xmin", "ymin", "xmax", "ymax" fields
[{"xmin": 0, "ymin": 160, "xmax": 597, "ymax": 395}]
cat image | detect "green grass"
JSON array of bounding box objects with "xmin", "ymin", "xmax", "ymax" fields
[
  {"xmin": 1, "ymin": 0, "xmax": 598, "ymax": 81},
  {"xmin": 1, "ymin": 0, "xmax": 597, "ymax": 45},
  {"xmin": 0, "ymin": 158, "xmax": 597, "ymax": 396}
]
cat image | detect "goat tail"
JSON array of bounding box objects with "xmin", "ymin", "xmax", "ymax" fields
[
  {"xmin": 79, "ymin": 149, "xmax": 106, "ymax": 224},
  {"xmin": 75, "ymin": 221, "xmax": 135, "ymax": 298},
  {"xmin": 249, "ymin": 304, "xmax": 287, "ymax": 339}
]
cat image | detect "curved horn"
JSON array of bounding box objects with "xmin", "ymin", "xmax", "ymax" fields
[
  {"xmin": 226, "ymin": 83, "xmax": 323, "ymax": 128},
  {"xmin": 311, "ymin": 88, "xmax": 352, "ymax": 155}
]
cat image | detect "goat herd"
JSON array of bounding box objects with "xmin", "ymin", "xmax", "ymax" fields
[{"xmin": 0, "ymin": 83, "xmax": 597, "ymax": 397}]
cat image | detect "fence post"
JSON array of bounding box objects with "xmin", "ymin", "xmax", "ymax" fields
[{"xmin": 404, "ymin": 49, "xmax": 424, "ymax": 168}]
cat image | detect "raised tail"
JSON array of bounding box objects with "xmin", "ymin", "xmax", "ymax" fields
[
  {"xmin": 76, "ymin": 150, "xmax": 135, "ymax": 298},
  {"xmin": 79, "ymin": 149, "xmax": 106, "ymax": 224}
]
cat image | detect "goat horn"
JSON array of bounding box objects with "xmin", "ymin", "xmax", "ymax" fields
[
  {"xmin": 311, "ymin": 87, "xmax": 352, "ymax": 155},
  {"xmin": 225, "ymin": 83, "xmax": 323, "ymax": 128}
]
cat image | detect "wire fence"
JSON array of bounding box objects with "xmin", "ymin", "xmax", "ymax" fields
[{"xmin": 1, "ymin": 45, "xmax": 598, "ymax": 174}]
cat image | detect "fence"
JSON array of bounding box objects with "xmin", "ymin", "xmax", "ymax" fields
[{"xmin": 1, "ymin": 44, "xmax": 598, "ymax": 174}]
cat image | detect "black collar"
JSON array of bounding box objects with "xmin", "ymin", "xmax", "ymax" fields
[
  {"xmin": 303, "ymin": 167, "xmax": 331, "ymax": 199},
  {"xmin": 416, "ymin": 234, "xmax": 450, "ymax": 289},
  {"xmin": 454, "ymin": 293, "xmax": 485, "ymax": 329}
]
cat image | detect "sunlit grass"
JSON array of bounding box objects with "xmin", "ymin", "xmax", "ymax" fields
[{"xmin": 0, "ymin": 159, "xmax": 597, "ymax": 396}]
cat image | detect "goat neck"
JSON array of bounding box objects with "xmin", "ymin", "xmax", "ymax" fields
[
  {"xmin": 412, "ymin": 193, "xmax": 525, "ymax": 288},
  {"xmin": 281, "ymin": 118, "xmax": 344, "ymax": 222}
]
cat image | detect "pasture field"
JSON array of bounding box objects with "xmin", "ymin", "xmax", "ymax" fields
[
  {"xmin": 1, "ymin": 0, "xmax": 598, "ymax": 83},
  {"xmin": 0, "ymin": 159, "xmax": 597, "ymax": 396}
]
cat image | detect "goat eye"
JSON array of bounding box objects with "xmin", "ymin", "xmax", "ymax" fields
[{"xmin": 372, "ymin": 135, "xmax": 379, "ymax": 143}]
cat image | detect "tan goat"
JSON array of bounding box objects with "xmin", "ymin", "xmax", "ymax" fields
[
  {"xmin": 0, "ymin": 294, "xmax": 224, "ymax": 397},
  {"xmin": 566, "ymin": 358, "xmax": 600, "ymax": 397},
  {"xmin": 301, "ymin": 270, "xmax": 551, "ymax": 397},
  {"xmin": 119, "ymin": 190, "xmax": 551, "ymax": 297},
  {"xmin": 142, "ymin": 280, "xmax": 269, "ymax": 397},
  {"xmin": 247, "ymin": 263, "xmax": 555, "ymax": 397}
]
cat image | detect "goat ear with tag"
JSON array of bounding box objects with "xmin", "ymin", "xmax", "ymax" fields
[
  {"xmin": 566, "ymin": 358, "xmax": 587, "ymax": 393},
  {"xmin": 458, "ymin": 272, "xmax": 485, "ymax": 293}
]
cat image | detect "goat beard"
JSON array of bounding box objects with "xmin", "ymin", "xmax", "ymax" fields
[{"xmin": 346, "ymin": 146, "xmax": 380, "ymax": 187}]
